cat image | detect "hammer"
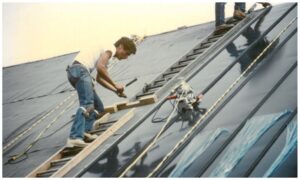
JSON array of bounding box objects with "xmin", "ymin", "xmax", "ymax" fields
[{"xmin": 118, "ymin": 77, "xmax": 138, "ymax": 98}]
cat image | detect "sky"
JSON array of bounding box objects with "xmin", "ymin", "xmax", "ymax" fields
[{"xmin": 2, "ymin": 1, "xmax": 281, "ymax": 67}]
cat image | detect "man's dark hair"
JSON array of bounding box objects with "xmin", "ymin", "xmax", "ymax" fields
[{"xmin": 114, "ymin": 37, "xmax": 137, "ymax": 55}]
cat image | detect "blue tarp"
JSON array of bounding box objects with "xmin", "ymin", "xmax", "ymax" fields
[
  {"xmin": 263, "ymin": 119, "xmax": 297, "ymax": 177},
  {"xmin": 169, "ymin": 128, "xmax": 228, "ymax": 177},
  {"xmin": 209, "ymin": 110, "xmax": 292, "ymax": 177}
]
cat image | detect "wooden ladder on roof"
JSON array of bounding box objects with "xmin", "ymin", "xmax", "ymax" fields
[
  {"xmin": 134, "ymin": 18, "xmax": 242, "ymax": 99},
  {"xmin": 26, "ymin": 95, "xmax": 157, "ymax": 177}
]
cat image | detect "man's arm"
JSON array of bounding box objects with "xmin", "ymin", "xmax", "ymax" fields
[
  {"xmin": 96, "ymin": 75, "xmax": 127, "ymax": 97},
  {"xmin": 96, "ymin": 51, "xmax": 117, "ymax": 88},
  {"xmin": 96, "ymin": 74, "xmax": 117, "ymax": 92}
]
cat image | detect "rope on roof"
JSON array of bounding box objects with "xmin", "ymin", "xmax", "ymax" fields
[{"xmin": 147, "ymin": 16, "xmax": 297, "ymax": 177}]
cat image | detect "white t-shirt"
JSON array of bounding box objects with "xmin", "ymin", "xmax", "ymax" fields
[{"xmin": 75, "ymin": 47, "xmax": 117, "ymax": 73}]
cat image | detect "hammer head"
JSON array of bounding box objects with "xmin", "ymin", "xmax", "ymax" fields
[{"xmin": 118, "ymin": 92, "xmax": 127, "ymax": 98}]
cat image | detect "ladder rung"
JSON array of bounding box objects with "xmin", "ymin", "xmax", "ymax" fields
[
  {"xmin": 48, "ymin": 164, "xmax": 65, "ymax": 171},
  {"xmin": 193, "ymin": 48, "xmax": 205, "ymax": 54},
  {"xmin": 170, "ymin": 64, "xmax": 187, "ymax": 71},
  {"xmin": 170, "ymin": 67, "xmax": 182, "ymax": 72},
  {"xmin": 213, "ymin": 29, "xmax": 231, "ymax": 35},
  {"xmin": 95, "ymin": 123, "xmax": 111, "ymax": 129},
  {"xmin": 187, "ymin": 54, "xmax": 200, "ymax": 60},
  {"xmin": 201, "ymin": 41, "xmax": 214, "ymax": 46},
  {"xmin": 162, "ymin": 70, "xmax": 180, "ymax": 77},
  {"xmin": 89, "ymin": 128, "xmax": 107, "ymax": 134},
  {"xmin": 179, "ymin": 57, "xmax": 196, "ymax": 64},
  {"xmin": 162, "ymin": 73, "xmax": 176, "ymax": 80},
  {"xmin": 207, "ymin": 38, "xmax": 219, "ymax": 43},
  {"xmin": 162, "ymin": 72, "xmax": 178, "ymax": 79},
  {"xmin": 177, "ymin": 60, "xmax": 191, "ymax": 66},
  {"xmin": 153, "ymin": 81, "xmax": 165, "ymax": 87},
  {"xmin": 145, "ymin": 85, "xmax": 161, "ymax": 93},
  {"xmin": 154, "ymin": 78, "xmax": 166, "ymax": 84},
  {"xmin": 36, "ymin": 168, "xmax": 59, "ymax": 177},
  {"xmin": 187, "ymin": 50, "xmax": 203, "ymax": 58},
  {"xmin": 200, "ymin": 42, "xmax": 213, "ymax": 49},
  {"xmin": 208, "ymin": 34, "xmax": 224, "ymax": 40},
  {"xmin": 96, "ymin": 120, "xmax": 118, "ymax": 126},
  {"xmin": 61, "ymin": 147, "xmax": 83, "ymax": 157},
  {"xmin": 191, "ymin": 43, "xmax": 211, "ymax": 53},
  {"xmin": 50, "ymin": 157, "xmax": 73, "ymax": 167},
  {"xmin": 146, "ymin": 83, "xmax": 164, "ymax": 91}
]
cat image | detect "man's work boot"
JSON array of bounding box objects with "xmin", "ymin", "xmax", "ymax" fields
[
  {"xmin": 66, "ymin": 138, "xmax": 89, "ymax": 148},
  {"xmin": 259, "ymin": 2, "xmax": 271, "ymax": 8},
  {"xmin": 84, "ymin": 132, "xmax": 98, "ymax": 142},
  {"xmin": 233, "ymin": 9, "xmax": 246, "ymax": 20},
  {"xmin": 214, "ymin": 24, "xmax": 234, "ymax": 34}
]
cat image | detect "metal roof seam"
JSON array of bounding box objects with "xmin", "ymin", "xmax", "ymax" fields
[
  {"xmin": 244, "ymin": 108, "xmax": 297, "ymax": 176},
  {"xmin": 147, "ymin": 16, "xmax": 297, "ymax": 177}
]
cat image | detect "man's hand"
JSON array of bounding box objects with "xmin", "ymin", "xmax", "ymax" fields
[
  {"xmin": 113, "ymin": 84, "xmax": 126, "ymax": 98},
  {"xmin": 115, "ymin": 84, "xmax": 124, "ymax": 94}
]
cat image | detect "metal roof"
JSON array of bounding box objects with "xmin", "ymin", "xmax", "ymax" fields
[{"xmin": 2, "ymin": 3, "xmax": 297, "ymax": 177}]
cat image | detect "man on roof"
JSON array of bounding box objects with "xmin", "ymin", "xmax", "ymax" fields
[
  {"xmin": 66, "ymin": 37, "xmax": 137, "ymax": 148},
  {"xmin": 214, "ymin": 2, "xmax": 271, "ymax": 34}
]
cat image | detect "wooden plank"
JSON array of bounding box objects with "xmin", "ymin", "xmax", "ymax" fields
[
  {"xmin": 138, "ymin": 95, "xmax": 157, "ymax": 105},
  {"xmin": 36, "ymin": 168, "xmax": 60, "ymax": 177},
  {"xmin": 104, "ymin": 105, "xmax": 118, "ymax": 113},
  {"xmin": 125, "ymin": 101, "xmax": 140, "ymax": 109},
  {"xmin": 51, "ymin": 108, "xmax": 136, "ymax": 177},
  {"xmin": 112, "ymin": 95, "xmax": 157, "ymax": 111},
  {"xmin": 26, "ymin": 149, "xmax": 63, "ymax": 177},
  {"xmin": 92, "ymin": 113, "xmax": 110, "ymax": 130},
  {"xmin": 61, "ymin": 147, "xmax": 83, "ymax": 157},
  {"xmin": 115, "ymin": 101, "xmax": 130, "ymax": 110},
  {"xmin": 51, "ymin": 157, "xmax": 73, "ymax": 166}
]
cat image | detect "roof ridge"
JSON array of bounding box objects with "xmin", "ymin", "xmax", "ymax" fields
[
  {"xmin": 3, "ymin": 51, "xmax": 79, "ymax": 69},
  {"xmin": 145, "ymin": 20, "xmax": 215, "ymax": 39}
]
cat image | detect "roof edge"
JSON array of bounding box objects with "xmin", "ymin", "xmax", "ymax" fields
[{"xmin": 3, "ymin": 51, "xmax": 79, "ymax": 69}]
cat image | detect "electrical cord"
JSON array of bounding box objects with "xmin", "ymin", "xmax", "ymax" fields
[
  {"xmin": 147, "ymin": 17, "xmax": 297, "ymax": 177},
  {"xmin": 151, "ymin": 99, "xmax": 176, "ymax": 123},
  {"xmin": 118, "ymin": 89, "xmax": 186, "ymax": 177},
  {"xmin": 3, "ymin": 93, "xmax": 75, "ymax": 152},
  {"xmin": 7, "ymin": 96, "xmax": 76, "ymax": 163},
  {"xmin": 38, "ymin": 118, "xmax": 74, "ymax": 140}
]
